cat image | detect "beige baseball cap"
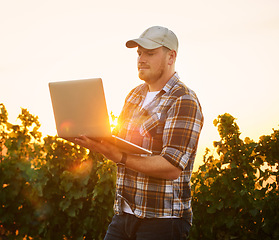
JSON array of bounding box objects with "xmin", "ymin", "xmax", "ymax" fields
[{"xmin": 126, "ymin": 26, "xmax": 178, "ymax": 53}]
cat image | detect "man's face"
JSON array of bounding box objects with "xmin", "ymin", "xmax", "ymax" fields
[{"xmin": 137, "ymin": 46, "xmax": 169, "ymax": 84}]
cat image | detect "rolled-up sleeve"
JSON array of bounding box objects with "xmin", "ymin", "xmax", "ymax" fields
[{"xmin": 160, "ymin": 94, "xmax": 203, "ymax": 170}]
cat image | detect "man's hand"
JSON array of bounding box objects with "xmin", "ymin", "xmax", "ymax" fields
[{"xmin": 74, "ymin": 135, "xmax": 122, "ymax": 164}]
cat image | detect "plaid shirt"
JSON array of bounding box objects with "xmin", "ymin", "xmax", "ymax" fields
[{"xmin": 113, "ymin": 73, "xmax": 203, "ymax": 223}]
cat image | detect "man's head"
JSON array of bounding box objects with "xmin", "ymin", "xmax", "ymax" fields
[
  {"xmin": 126, "ymin": 26, "xmax": 178, "ymax": 91},
  {"xmin": 126, "ymin": 26, "xmax": 178, "ymax": 53}
]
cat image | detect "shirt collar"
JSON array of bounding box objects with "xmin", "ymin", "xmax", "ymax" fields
[
  {"xmin": 161, "ymin": 72, "xmax": 180, "ymax": 94},
  {"xmin": 133, "ymin": 72, "xmax": 180, "ymax": 105}
]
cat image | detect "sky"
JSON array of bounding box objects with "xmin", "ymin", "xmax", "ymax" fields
[{"xmin": 1, "ymin": 0, "xmax": 279, "ymax": 170}]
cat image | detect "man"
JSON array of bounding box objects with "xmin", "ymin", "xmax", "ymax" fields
[{"xmin": 76, "ymin": 26, "xmax": 203, "ymax": 239}]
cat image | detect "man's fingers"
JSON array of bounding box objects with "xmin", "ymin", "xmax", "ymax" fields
[
  {"xmin": 74, "ymin": 135, "xmax": 122, "ymax": 163},
  {"xmin": 75, "ymin": 136, "xmax": 104, "ymax": 152}
]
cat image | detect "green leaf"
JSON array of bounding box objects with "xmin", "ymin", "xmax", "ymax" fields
[
  {"xmin": 67, "ymin": 207, "xmax": 76, "ymax": 217},
  {"xmin": 225, "ymin": 217, "xmax": 235, "ymax": 228},
  {"xmin": 207, "ymin": 205, "xmax": 216, "ymax": 214},
  {"xmin": 59, "ymin": 198, "xmax": 71, "ymax": 211},
  {"xmin": 61, "ymin": 178, "xmax": 73, "ymax": 192},
  {"xmin": 230, "ymin": 162, "xmax": 237, "ymax": 168},
  {"xmin": 216, "ymin": 201, "xmax": 224, "ymax": 210},
  {"xmin": 249, "ymin": 208, "xmax": 258, "ymax": 217}
]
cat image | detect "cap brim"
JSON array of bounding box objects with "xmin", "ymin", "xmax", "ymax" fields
[{"xmin": 126, "ymin": 38, "xmax": 162, "ymax": 50}]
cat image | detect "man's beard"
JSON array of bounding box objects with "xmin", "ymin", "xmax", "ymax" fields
[
  {"xmin": 138, "ymin": 62, "xmax": 166, "ymax": 84},
  {"xmin": 138, "ymin": 70, "xmax": 164, "ymax": 86}
]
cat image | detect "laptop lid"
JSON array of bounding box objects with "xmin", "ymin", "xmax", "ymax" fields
[
  {"xmin": 49, "ymin": 78, "xmax": 152, "ymax": 155},
  {"xmin": 49, "ymin": 78, "xmax": 111, "ymax": 139}
]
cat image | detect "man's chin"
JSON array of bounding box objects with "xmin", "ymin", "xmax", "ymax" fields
[
  {"xmin": 139, "ymin": 71, "xmax": 154, "ymax": 84},
  {"xmin": 138, "ymin": 72, "xmax": 146, "ymax": 81}
]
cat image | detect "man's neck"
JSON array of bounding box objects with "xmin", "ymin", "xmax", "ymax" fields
[{"xmin": 148, "ymin": 71, "xmax": 175, "ymax": 92}]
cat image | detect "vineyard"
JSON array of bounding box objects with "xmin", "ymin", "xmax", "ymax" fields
[{"xmin": 0, "ymin": 103, "xmax": 278, "ymax": 239}]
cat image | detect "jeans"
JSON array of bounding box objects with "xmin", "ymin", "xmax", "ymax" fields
[{"xmin": 104, "ymin": 213, "xmax": 190, "ymax": 240}]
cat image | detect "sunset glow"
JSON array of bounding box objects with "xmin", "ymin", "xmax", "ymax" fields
[{"xmin": 1, "ymin": 0, "xmax": 278, "ymax": 170}]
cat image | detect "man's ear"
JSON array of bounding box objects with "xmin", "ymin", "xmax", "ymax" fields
[{"xmin": 168, "ymin": 50, "xmax": 177, "ymax": 65}]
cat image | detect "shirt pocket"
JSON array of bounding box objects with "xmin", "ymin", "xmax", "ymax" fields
[{"xmin": 139, "ymin": 112, "xmax": 166, "ymax": 137}]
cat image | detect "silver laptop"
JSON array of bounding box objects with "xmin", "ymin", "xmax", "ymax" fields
[{"xmin": 49, "ymin": 78, "xmax": 152, "ymax": 155}]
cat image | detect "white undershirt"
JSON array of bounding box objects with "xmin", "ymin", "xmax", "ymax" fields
[{"xmin": 141, "ymin": 91, "xmax": 160, "ymax": 109}]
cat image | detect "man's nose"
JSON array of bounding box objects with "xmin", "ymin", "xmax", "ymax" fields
[{"xmin": 138, "ymin": 54, "xmax": 146, "ymax": 63}]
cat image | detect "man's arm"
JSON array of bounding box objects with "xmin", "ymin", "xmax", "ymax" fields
[
  {"xmin": 122, "ymin": 154, "xmax": 181, "ymax": 180},
  {"xmin": 74, "ymin": 135, "xmax": 181, "ymax": 180}
]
